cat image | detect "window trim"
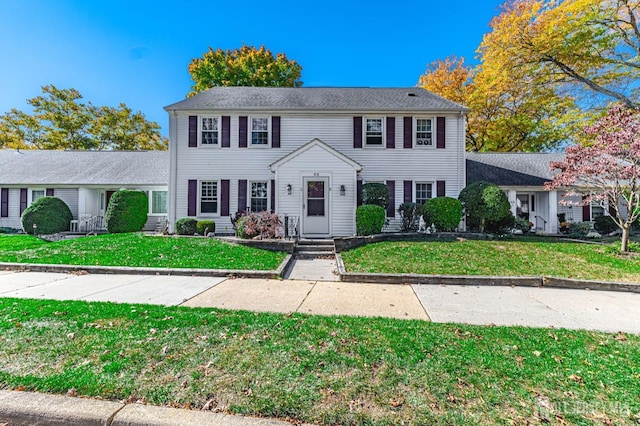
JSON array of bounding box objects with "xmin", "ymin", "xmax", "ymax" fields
[
  {"xmin": 29, "ymin": 188, "xmax": 46, "ymax": 205},
  {"xmin": 249, "ymin": 116, "xmax": 271, "ymax": 148},
  {"xmin": 413, "ymin": 117, "xmax": 435, "ymax": 148},
  {"xmin": 363, "ymin": 117, "xmax": 385, "ymax": 148},
  {"xmin": 149, "ymin": 190, "xmax": 168, "ymax": 216},
  {"xmin": 198, "ymin": 115, "xmax": 221, "ymax": 147},
  {"xmin": 198, "ymin": 180, "xmax": 220, "ymax": 216},
  {"xmin": 414, "ymin": 182, "xmax": 434, "ymax": 205},
  {"xmin": 249, "ymin": 180, "xmax": 270, "ymax": 212}
]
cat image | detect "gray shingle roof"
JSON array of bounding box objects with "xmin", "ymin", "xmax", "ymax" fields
[
  {"xmin": 466, "ymin": 152, "xmax": 565, "ymax": 186},
  {"xmin": 0, "ymin": 150, "xmax": 168, "ymax": 186},
  {"xmin": 164, "ymin": 87, "xmax": 469, "ymax": 112}
]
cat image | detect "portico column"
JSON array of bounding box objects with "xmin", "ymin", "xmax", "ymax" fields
[
  {"xmin": 507, "ymin": 190, "xmax": 517, "ymax": 217},
  {"xmin": 548, "ymin": 190, "xmax": 558, "ymax": 233}
]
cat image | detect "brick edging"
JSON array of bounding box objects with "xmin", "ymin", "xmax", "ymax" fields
[{"xmin": 335, "ymin": 254, "xmax": 640, "ymax": 293}]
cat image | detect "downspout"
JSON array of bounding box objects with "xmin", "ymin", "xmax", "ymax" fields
[{"xmin": 168, "ymin": 110, "xmax": 178, "ymax": 233}]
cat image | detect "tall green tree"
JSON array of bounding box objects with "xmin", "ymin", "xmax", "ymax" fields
[
  {"xmin": 187, "ymin": 45, "xmax": 303, "ymax": 96},
  {"xmin": 0, "ymin": 85, "xmax": 167, "ymax": 150}
]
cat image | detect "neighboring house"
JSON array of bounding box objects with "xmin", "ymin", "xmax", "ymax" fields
[
  {"xmin": 466, "ymin": 152, "xmax": 617, "ymax": 233},
  {"xmin": 0, "ymin": 150, "xmax": 168, "ymax": 231},
  {"xmin": 164, "ymin": 87, "xmax": 469, "ymax": 237}
]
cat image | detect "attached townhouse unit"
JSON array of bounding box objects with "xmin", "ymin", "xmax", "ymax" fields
[
  {"xmin": 0, "ymin": 149, "xmax": 168, "ymax": 232},
  {"xmin": 164, "ymin": 87, "xmax": 469, "ymax": 237}
]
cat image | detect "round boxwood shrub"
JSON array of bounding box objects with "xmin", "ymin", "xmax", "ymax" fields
[
  {"xmin": 422, "ymin": 197, "xmax": 462, "ymax": 232},
  {"xmin": 21, "ymin": 196, "xmax": 72, "ymax": 235},
  {"xmin": 459, "ymin": 181, "xmax": 512, "ymax": 233},
  {"xmin": 594, "ymin": 215, "xmax": 617, "ymax": 234},
  {"xmin": 104, "ymin": 190, "xmax": 148, "ymax": 233},
  {"xmin": 176, "ymin": 218, "xmax": 197, "ymax": 235},
  {"xmin": 361, "ymin": 183, "xmax": 389, "ymax": 209},
  {"xmin": 196, "ymin": 219, "xmax": 216, "ymax": 236},
  {"xmin": 356, "ymin": 204, "xmax": 386, "ymax": 236}
]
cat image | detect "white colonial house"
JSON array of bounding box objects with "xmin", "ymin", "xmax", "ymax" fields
[
  {"xmin": 164, "ymin": 87, "xmax": 469, "ymax": 237},
  {"xmin": 0, "ymin": 150, "xmax": 168, "ymax": 232}
]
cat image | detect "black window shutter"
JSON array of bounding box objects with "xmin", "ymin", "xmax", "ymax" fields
[
  {"xmin": 403, "ymin": 181, "xmax": 412, "ymax": 203},
  {"xmin": 187, "ymin": 180, "xmax": 197, "ymax": 216},
  {"xmin": 386, "ymin": 117, "xmax": 395, "ymax": 149},
  {"xmin": 239, "ymin": 116, "xmax": 248, "ymax": 148},
  {"xmin": 46, "ymin": 188, "xmax": 54, "ymax": 197},
  {"xmin": 0, "ymin": 188, "xmax": 8, "ymax": 218},
  {"xmin": 436, "ymin": 180, "xmax": 446, "ymax": 197},
  {"xmin": 403, "ymin": 117, "xmax": 412, "ymax": 148},
  {"xmin": 188, "ymin": 116, "xmax": 198, "ymax": 148},
  {"xmin": 238, "ymin": 180, "xmax": 247, "ymax": 212},
  {"xmin": 582, "ymin": 196, "xmax": 591, "ymax": 221},
  {"xmin": 19, "ymin": 188, "xmax": 27, "ymax": 214},
  {"xmin": 271, "ymin": 116, "xmax": 280, "ymax": 148},
  {"xmin": 356, "ymin": 180, "xmax": 363, "ymax": 206},
  {"xmin": 386, "ymin": 180, "xmax": 395, "ymax": 218},
  {"xmin": 353, "ymin": 117, "xmax": 362, "ymax": 149},
  {"xmin": 222, "ymin": 116, "xmax": 230, "ymax": 148},
  {"xmin": 221, "ymin": 180, "xmax": 230, "ymax": 216},
  {"xmin": 270, "ymin": 179, "xmax": 276, "ymax": 211},
  {"xmin": 436, "ymin": 117, "xmax": 446, "ymax": 149}
]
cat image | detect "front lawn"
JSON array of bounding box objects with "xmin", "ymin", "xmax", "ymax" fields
[
  {"xmin": 340, "ymin": 239, "xmax": 640, "ymax": 282},
  {"xmin": 0, "ymin": 233, "xmax": 285, "ymax": 271},
  {"xmin": 0, "ymin": 298, "xmax": 638, "ymax": 425}
]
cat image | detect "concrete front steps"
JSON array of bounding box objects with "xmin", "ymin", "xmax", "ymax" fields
[{"xmin": 294, "ymin": 239, "xmax": 335, "ymax": 259}]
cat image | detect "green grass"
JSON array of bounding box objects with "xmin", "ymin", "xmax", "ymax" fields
[
  {"xmin": 340, "ymin": 239, "xmax": 640, "ymax": 282},
  {"xmin": 0, "ymin": 298, "xmax": 638, "ymax": 425},
  {"xmin": 0, "ymin": 233, "xmax": 285, "ymax": 271}
]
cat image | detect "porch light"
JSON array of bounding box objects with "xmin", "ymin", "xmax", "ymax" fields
[
  {"xmin": 286, "ymin": 184, "xmax": 292, "ymax": 195},
  {"xmin": 340, "ymin": 185, "xmax": 346, "ymax": 196}
]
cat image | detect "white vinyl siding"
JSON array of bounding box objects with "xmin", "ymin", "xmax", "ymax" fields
[{"xmin": 169, "ymin": 113, "xmax": 464, "ymax": 235}]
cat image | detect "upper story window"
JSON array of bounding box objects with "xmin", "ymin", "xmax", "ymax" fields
[
  {"xmin": 415, "ymin": 118, "xmax": 433, "ymax": 147},
  {"xmin": 200, "ymin": 117, "xmax": 219, "ymax": 146},
  {"xmin": 415, "ymin": 183, "xmax": 433, "ymax": 205},
  {"xmin": 250, "ymin": 181, "xmax": 269, "ymax": 212},
  {"xmin": 251, "ymin": 117, "xmax": 269, "ymax": 146},
  {"xmin": 365, "ymin": 118, "xmax": 383, "ymax": 146},
  {"xmin": 200, "ymin": 181, "xmax": 218, "ymax": 215}
]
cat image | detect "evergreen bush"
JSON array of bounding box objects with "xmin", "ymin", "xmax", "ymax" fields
[
  {"xmin": 459, "ymin": 181, "xmax": 512, "ymax": 232},
  {"xmin": 104, "ymin": 190, "xmax": 148, "ymax": 233},
  {"xmin": 594, "ymin": 215, "xmax": 617, "ymax": 234},
  {"xmin": 196, "ymin": 220, "xmax": 216, "ymax": 236},
  {"xmin": 21, "ymin": 196, "xmax": 72, "ymax": 235},
  {"xmin": 356, "ymin": 204, "xmax": 385, "ymax": 236},
  {"xmin": 176, "ymin": 218, "xmax": 198, "ymax": 235},
  {"xmin": 398, "ymin": 203, "xmax": 422, "ymax": 232},
  {"xmin": 422, "ymin": 197, "xmax": 463, "ymax": 232},
  {"xmin": 361, "ymin": 183, "xmax": 389, "ymax": 209}
]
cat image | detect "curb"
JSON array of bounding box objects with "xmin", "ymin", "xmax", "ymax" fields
[
  {"xmin": 0, "ymin": 254, "xmax": 294, "ymax": 280},
  {"xmin": 0, "ymin": 390, "xmax": 303, "ymax": 426},
  {"xmin": 335, "ymin": 254, "xmax": 640, "ymax": 293}
]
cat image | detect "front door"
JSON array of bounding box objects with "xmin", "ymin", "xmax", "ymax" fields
[{"xmin": 302, "ymin": 177, "xmax": 329, "ymax": 236}]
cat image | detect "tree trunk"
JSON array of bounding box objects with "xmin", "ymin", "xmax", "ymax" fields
[{"xmin": 621, "ymin": 225, "xmax": 630, "ymax": 253}]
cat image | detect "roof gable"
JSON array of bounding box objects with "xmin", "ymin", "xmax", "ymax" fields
[{"xmin": 270, "ymin": 138, "xmax": 363, "ymax": 172}]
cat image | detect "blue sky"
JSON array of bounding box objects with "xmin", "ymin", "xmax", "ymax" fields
[{"xmin": 0, "ymin": 1, "xmax": 505, "ymax": 136}]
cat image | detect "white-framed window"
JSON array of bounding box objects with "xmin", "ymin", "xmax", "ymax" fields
[
  {"xmin": 150, "ymin": 190, "xmax": 167, "ymax": 215},
  {"xmin": 415, "ymin": 183, "xmax": 433, "ymax": 205},
  {"xmin": 591, "ymin": 201, "xmax": 605, "ymax": 218},
  {"xmin": 200, "ymin": 116, "xmax": 219, "ymax": 146},
  {"xmin": 251, "ymin": 117, "xmax": 270, "ymax": 146},
  {"xmin": 250, "ymin": 181, "xmax": 269, "ymax": 212},
  {"xmin": 31, "ymin": 189, "xmax": 45, "ymax": 204},
  {"xmin": 415, "ymin": 118, "xmax": 433, "ymax": 147},
  {"xmin": 364, "ymin": 117, "xmax": 384, "ymax": 146},
  {"xmin": 200, "ymin": 181, "xmax": 218, "ymax": 215}
]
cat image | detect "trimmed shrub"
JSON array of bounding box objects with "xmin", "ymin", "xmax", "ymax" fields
[
  {"xmin": 594, "ymin": 215, "xmax": 617, "ymax": 234},
  {"xmin": 176, "ymin": 218, "xmax": 197, "ymax": 235},
  {"xmin": 398, "ymin": 203, "xmax": 422, "ymax": 232},
  {"xmin": 21, "ymin": 196, "xmax": 72, "ymax": 235},
  {"xmin": 459, "ymin": 181, "xmax": 512, "ymax": 232},
  {"xmin": 196, "ymin": 220, "xmax": 216, "ymax": 236},
  {"xmin": 235, "ymin": 211, "xmax": 282, "ymax": 239},
  {"xmin": 569, "ymin": 221, "xmax": 592, "ymax": 238},
  {"xmin": 513, "ymin": 216, "xmax": 531, "ymax": 232},
  {"xmin": 422, "ymin": 197, "xmax": 462, "ymax": 232},
  {"xmin": 356, "ymin": 204, "xmax": 385, "ymax": 236},
  {"xmin": 104, "ymin": 190, "xmax": 148, "ymax": 233},
  {"xmin": 361, "ymin": 183, "xmax": 389, "ymax": 209}
]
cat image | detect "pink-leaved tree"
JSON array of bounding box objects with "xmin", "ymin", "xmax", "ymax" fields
[{"xmin": 545, "ymin": 105, "xmax": 640, "ymax": 252}]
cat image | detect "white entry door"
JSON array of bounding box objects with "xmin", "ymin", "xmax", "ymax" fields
[{"xmin": 302, "ymin": 177, "xmax": 329, "ymax": 236}]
